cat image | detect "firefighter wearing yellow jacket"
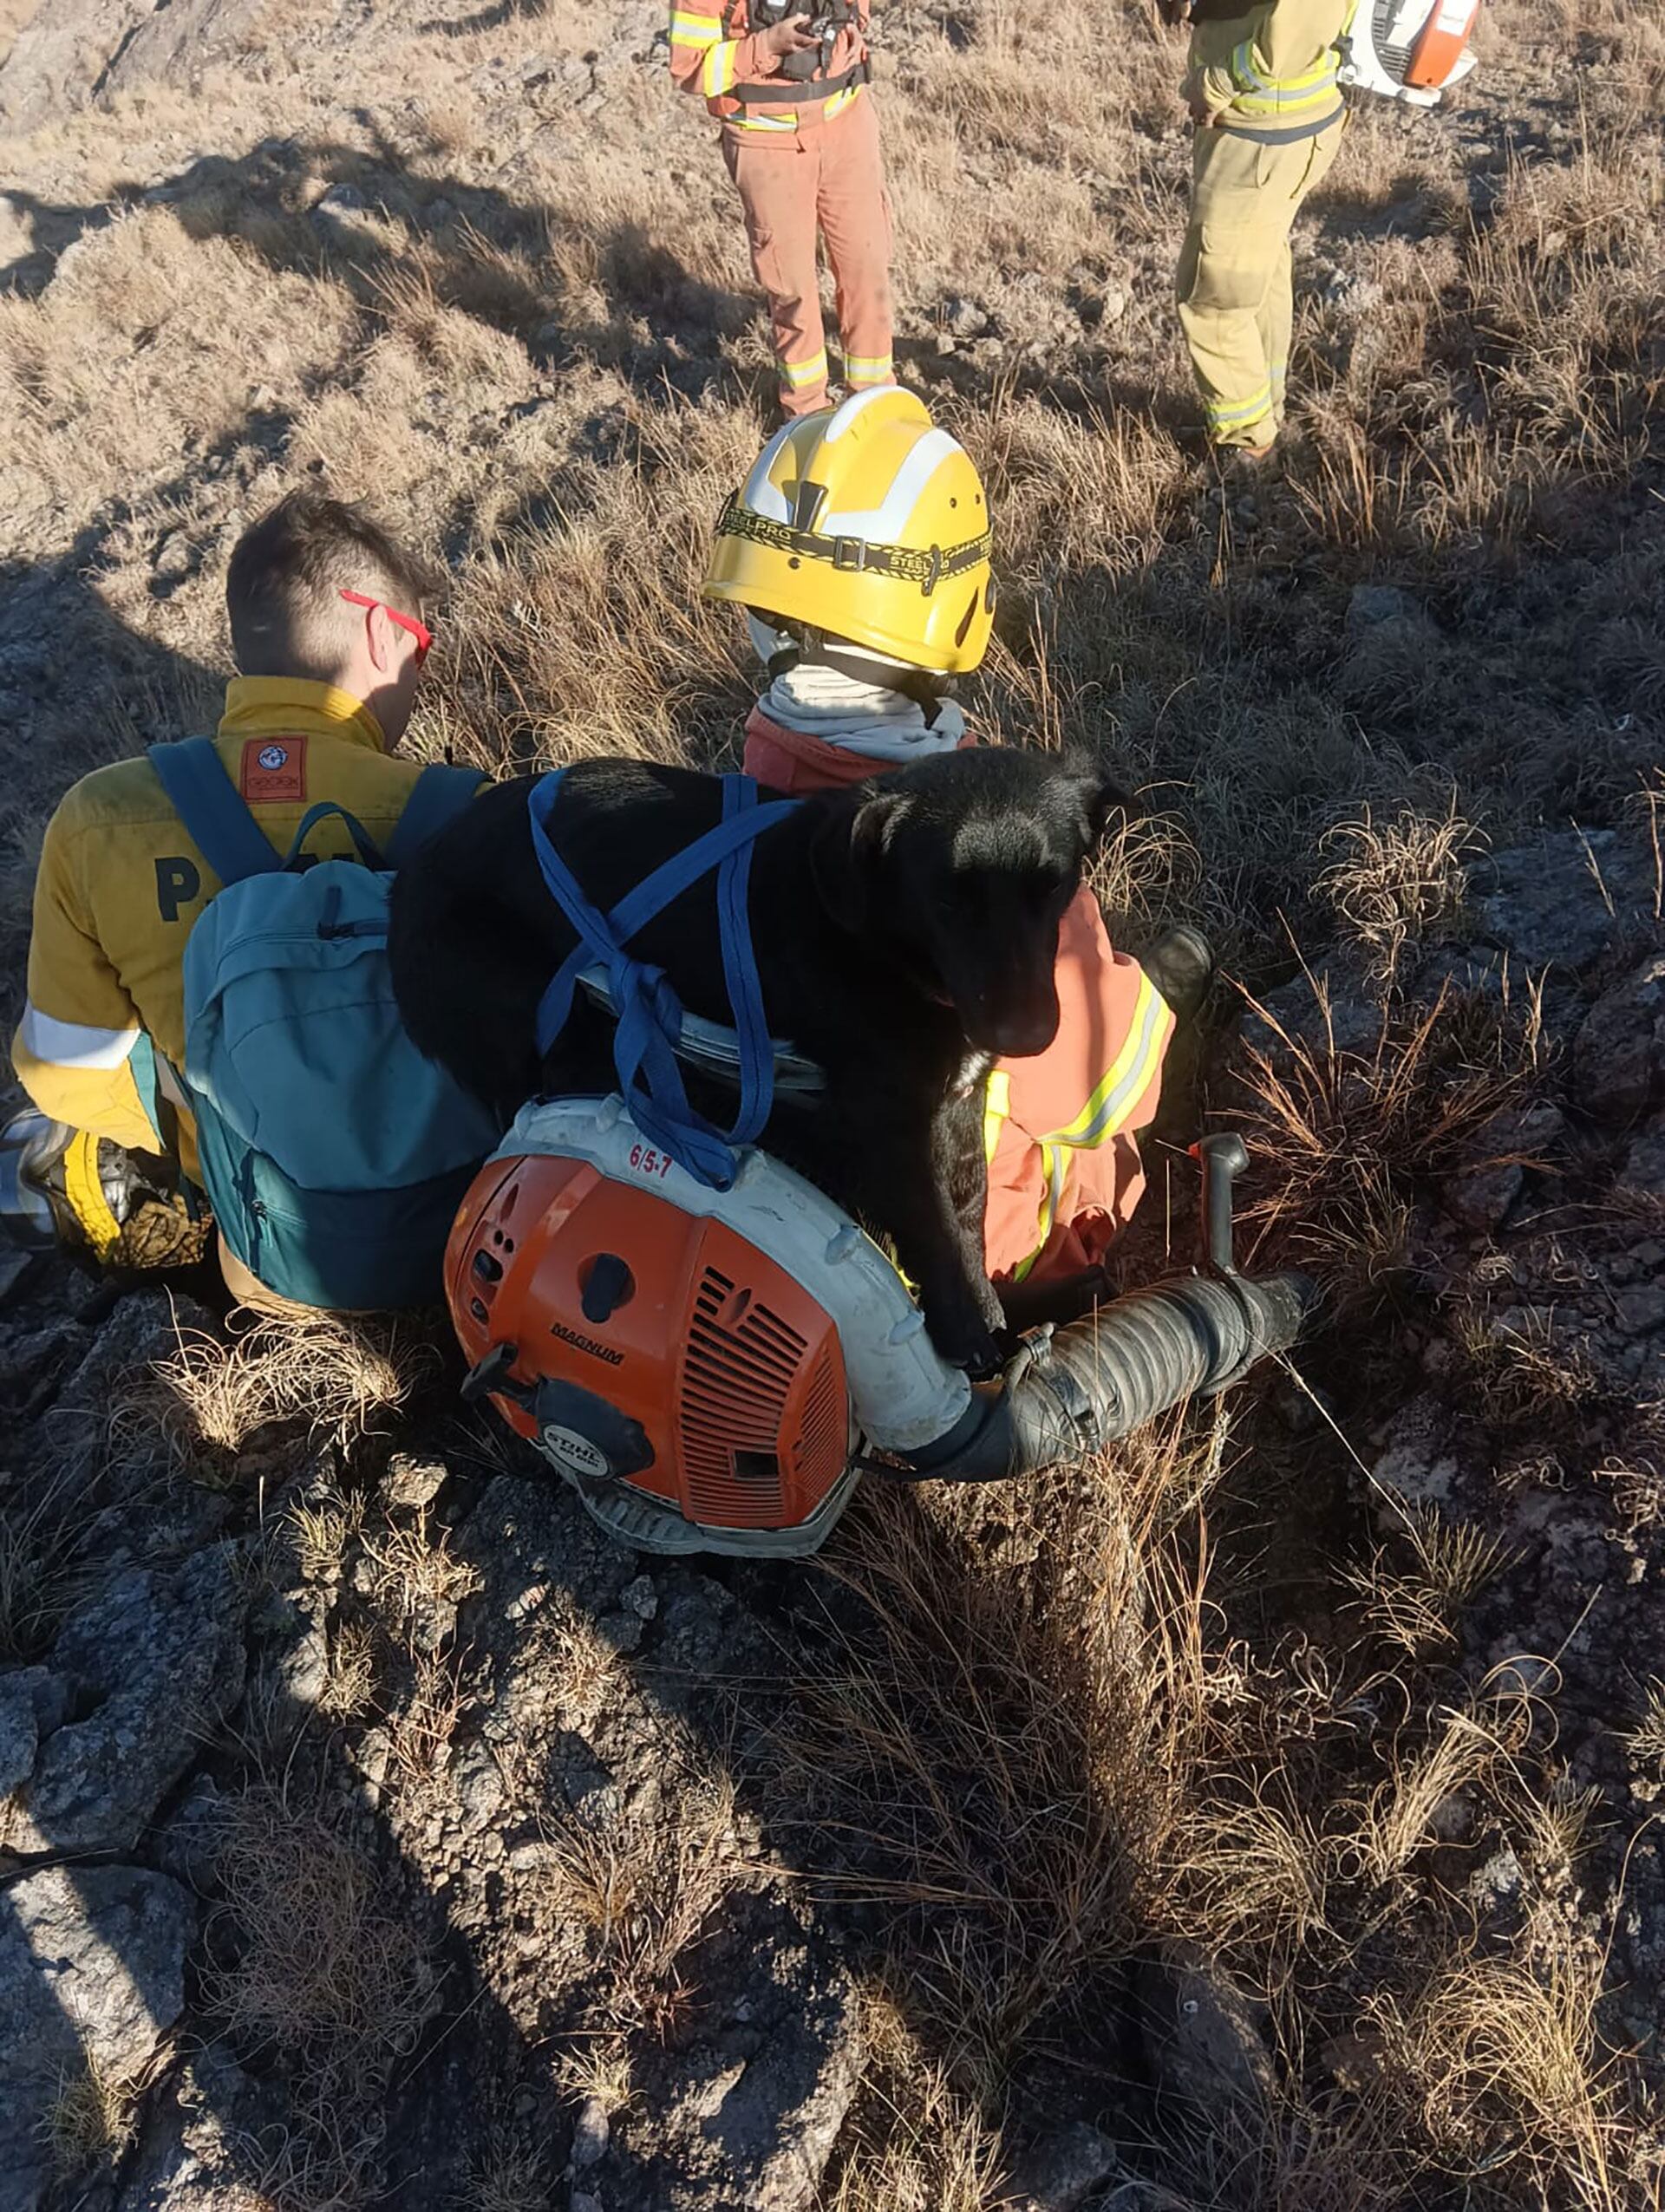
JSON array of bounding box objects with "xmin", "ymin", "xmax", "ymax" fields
[
  {"xmin": 1176, "ymin": 0, "xmax": 1351, "ymax": 455},
  {"xmin": 6, "ymin": 491, "xmax": 448, "ymax": 1278}
]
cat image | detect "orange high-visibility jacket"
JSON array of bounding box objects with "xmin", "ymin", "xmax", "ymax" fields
[
  {"xmin": 742, "ymin": 714, "xmax": 1176, "ymax": 1287},
  {"xmin": 669, "ymin": 0, "xmax": 872, "ymax": 136}
]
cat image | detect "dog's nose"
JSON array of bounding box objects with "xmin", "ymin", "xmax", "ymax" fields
[{"xmin": 983, "ymin": 1008, "xmax": 1059, "ymax": 1058}]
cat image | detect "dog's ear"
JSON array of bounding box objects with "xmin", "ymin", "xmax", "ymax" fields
[
  {"xmin": 1061, "ymin": 757, "xmax": 1133, "ymax": 849},
  {"xmin": 810, "ymin": 787, "xmax": 911, "ymax": 936}
]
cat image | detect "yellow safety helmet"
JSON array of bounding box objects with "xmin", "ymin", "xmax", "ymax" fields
[{"xmin": 703, "ymin": 388, "xmax": 996, "ymax": 677}]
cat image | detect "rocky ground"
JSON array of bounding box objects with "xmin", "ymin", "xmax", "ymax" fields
[{"xmin": 1, "ymin": 0, "xmax": 1662, "ymax": 2208}]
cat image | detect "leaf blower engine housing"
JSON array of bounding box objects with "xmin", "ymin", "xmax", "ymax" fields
[
  {"xmin": 447, "ymin": 1098, "xmax": 1316, "ymax": 1558},
  {"xmin": 1339, "ymin": 0, "xmax": 1481, "ymax": 105}
]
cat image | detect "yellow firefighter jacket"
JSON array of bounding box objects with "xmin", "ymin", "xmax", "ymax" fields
[
  {"xmin": 1188, "ymin": 0, "xmax": 1352, "ymax": 140},
  {"xmin": 12, "ymin": 678, "xmax": 450, "ymax": 1172}
]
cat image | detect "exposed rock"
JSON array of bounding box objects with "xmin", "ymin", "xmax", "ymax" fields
[
  {"xmin": 0, "ymin": 0, "xmax": 261, "ymax": 129},
  {"xmin": 1133, "ymin": 1944, "xmax": 1274, "ymax": 2117},
  {"xmin": 1474, "ymin": 831, "xmax": 1659, "ymax": 972},
  {"xmin": 0, "ymin": 1667, "xmax": 62, "ymax": 1798},
  {"xmin": 1346, "ymin": 584, "xmax": 1437, "ymax": 642},
  {"xmin": 113, "ymin": 2043, "xmax": 291, "ymax": 2211},
  {"xmin": 598, "ymin": 1896, "xmax": 862, "ymax": 2211},
  {"xmin": 0, "ymin": 1863, "xmax": 193, "ymax": 2212},
  {"xmin": 1002, "ymin": 2119, "xmax": 1136, "ymax": 2212},
  {"xmin": 8, "ymin": 1543, "xmax": 246, "ymax": 1855},
  {"xmin": 1576, "ymin": 956, "xmax": 1665, "ymax": 1123}
]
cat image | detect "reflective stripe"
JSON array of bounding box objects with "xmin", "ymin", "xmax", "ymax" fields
[
  {"xmin": 843, "ymin": 353, "xmax": 894, "ymax": 384},
  {"xmin": 670, "ymin": 11, "xmax": 722, "ymax": 42},
  {"xmin": 63, "ymin": 1130, "xmax": 122, "ymax": 1261},
  {"xmin": 1229, "ymin": 36, "xmax": 1341, "ymax": 113},
  {"xmin": 1012, "ymin": 1140, "xmax": 1068, "ymax": 1284},
  {"xmin": 1219, "ymin": 107, "xmax": 1345, "ymax": 142},
  {"xmin": 702, "ymin": 39, "xmax": 739, "ymax": 96},
  {"xmin": 1205, "ymin": 382, "xmax": 1275, "ymax": 427},
  {"xmin": 17, "ymin": 1001, "xmax": 141, "ymax": 1071},
  {"xmin": 781, "ymin": 349, "xmax": 829, "ymax": 388},
  {"xmin": 985, "ymin": 975, "xmax": 1174, "ymax": 1282},
  {"xmin": 1045, "ymin": 975, "xmax": 1173, "ymax": 1151},
  {"xmin": 983, "ymin": 1067, "xmax": 1011, "ymax": 1165}
]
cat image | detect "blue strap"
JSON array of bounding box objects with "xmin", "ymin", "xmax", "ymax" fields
[
  {"xmin": 280, "ymin": 802, "xmax": 385, "ymax": 871},
  {"xmin": 387, "ymin": 763, "xmax": 481, "ymax": 870},
  {"xmin": 527, "ymin": 768, "xmax": 798, "ymax": 1191},
  {"xmin": 147, "ymin": 740, "xmax": 283, "ymax": 886}
]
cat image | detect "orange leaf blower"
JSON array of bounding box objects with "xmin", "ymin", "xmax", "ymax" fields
[
  {"xmin": 1340, "ymin": 0, "xmax": 1482, "ymax": 105},
  {"xmin": 447, "ymin": 1099, "xmax": 1316, "ymax": 1559}
]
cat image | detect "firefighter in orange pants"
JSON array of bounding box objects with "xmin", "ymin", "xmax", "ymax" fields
[{"xmin": 669, "ymin": 3, "xmax": 894, "ymax": 416}]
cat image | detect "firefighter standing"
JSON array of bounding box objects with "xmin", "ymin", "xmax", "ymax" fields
[
  {"xmin": 669, "ymin": 3, "xmax": 894, "ymax": 417},
  {"xmin": 1175, "ymin": 0, "xmax": 1351, "ymax": 457}
]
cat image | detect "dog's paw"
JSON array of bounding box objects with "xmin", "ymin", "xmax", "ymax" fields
[{"xmin": 927, "ymin": 1315, "xmax": 1004, "ymax": 1380}]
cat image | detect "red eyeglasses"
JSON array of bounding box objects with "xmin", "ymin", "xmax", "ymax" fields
[{"xmin": 340, "ymin": 590, "xmax": 434, "ymax": 669}]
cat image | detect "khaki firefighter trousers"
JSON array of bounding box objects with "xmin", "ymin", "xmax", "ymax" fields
[
  {"xmin": 723, "ymin": 92, "xmax": 894, "ymax": 414},
  {"xmin": 1176, "ymin": 113, "xmax": 1346, "ymax": 449}
]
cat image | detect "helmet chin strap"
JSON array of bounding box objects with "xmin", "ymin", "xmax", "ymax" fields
[{"xmin": 764, "ymin": 623, "xmax": 955, "ymax": 724}]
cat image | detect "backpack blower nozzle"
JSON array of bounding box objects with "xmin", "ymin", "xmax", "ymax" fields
[{"xmin": 447, "ymin": 1098, "xmax": 1317, "ymax": 1558}]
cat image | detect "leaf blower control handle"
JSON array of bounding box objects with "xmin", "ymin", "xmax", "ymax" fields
[{"xmin": 1193, "ymin": 1132, "xmax": 1250, "ymax": 1276}]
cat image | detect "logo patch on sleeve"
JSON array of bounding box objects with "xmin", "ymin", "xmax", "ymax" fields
[{"xmin": 240, "ymin": 734, "xmax": 308, "ymax": 802}]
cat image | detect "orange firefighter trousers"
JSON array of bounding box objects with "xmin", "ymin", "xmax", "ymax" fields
[{"xmin": 722, "ymin": 94, "xmax": 894, "ymax": 415}]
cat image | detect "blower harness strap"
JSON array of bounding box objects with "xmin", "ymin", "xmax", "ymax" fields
[{"xmin": 529, "ymin": 770, "xmax": 800, "ymax": 1193}]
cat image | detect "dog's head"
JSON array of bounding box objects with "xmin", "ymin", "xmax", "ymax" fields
[{"xmin": 811, "ymin": 748, "xmax": 1126, "ymax": 1057}]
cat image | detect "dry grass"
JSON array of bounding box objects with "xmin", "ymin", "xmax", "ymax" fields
[
  {"xmin": 454, "ymin": 2135, "xmax": 552, "ymax": 2212},
  {"xmin": 1236, "ymin": 971, "xmax": 1544, "ymax": 1298},
  {"xmin": 1, "ymin": 0, "xmax": 1662, "ymax": 2202},
  {"xmin": 134, "ymin": 1310, "xmax": 443, "ymax": 1469},
  {"xmin": 1315, "ymin": 801, "xmax": 1480, "ymax": 983},
  {"xmin": 204, "ymin": 1777, "xmax": 440, "ymax": 2208},
  {"xmin": 1345, "ymin": 1504, "xmax": 1514, "ymax": 1658},
  {"xmin": 534, "ymin": 1769, "xmax": 739, "ymax": 2038},
  {"xmin": 41, "ymin": 2049, "xmax": 151, "ymax": 2182}
]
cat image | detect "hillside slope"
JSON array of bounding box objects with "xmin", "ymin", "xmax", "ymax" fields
[{"xmin": 1, "ymin": 3, "xmax": 1662, "ymax": 2209}]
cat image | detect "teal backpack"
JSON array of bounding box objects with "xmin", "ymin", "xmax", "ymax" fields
[{"xmin": 147, "ymin": 739, "xmax": 503, "ymax": 1310}]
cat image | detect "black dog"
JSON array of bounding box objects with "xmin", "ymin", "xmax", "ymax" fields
[{"xmin": 389, "ymin": 749, "xmax": 1121, "ymax": 1376}]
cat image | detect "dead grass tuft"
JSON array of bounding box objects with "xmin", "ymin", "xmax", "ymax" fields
[
  {"xmin": 204, "ymin": 1778, "xmax": 439, "ymax": 2207},
  {"xmin": 134, "ymin": 1310, "xmax": 442, "ymax": 1469},
  {"xmin": 1237, "ymin": 973, "xmax": 1544, "ymax": 1298},
  {"xmin": 536, "ymin": 1770, "xmax": 739, "ymax": 2037},
  {"xmin": 40, "ymin": 2049, "xmax": 150, "ymax": 2181},
  {"xmin": 1316, "ymin": 801, "xmax": 1480, "ymax": 982}
]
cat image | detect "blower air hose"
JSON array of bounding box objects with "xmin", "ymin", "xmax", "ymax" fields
[{"xmin": 893, "ymin": 1269, "xmax": 1317, "ymax": 1484}]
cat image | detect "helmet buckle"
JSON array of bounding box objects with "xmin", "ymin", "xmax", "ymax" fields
[{"xmin": 831, "ymin": 535, "xmax": 868, "ymax": 574}]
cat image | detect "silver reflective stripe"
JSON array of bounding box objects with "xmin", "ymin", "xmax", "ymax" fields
[{"xmin": 1219, "ymin": 105, "xmax": 1347, "ymax": 141}]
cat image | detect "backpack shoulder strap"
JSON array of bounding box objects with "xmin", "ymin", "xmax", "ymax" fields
[
  {"xmin": 148, "ymin": 740, "xmax": 283, "ymax": 886},
  {"xmin": 386, "ymin": 763, "xmax": 482, "ymax": 870}
]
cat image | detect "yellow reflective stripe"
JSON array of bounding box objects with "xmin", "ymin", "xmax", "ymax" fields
[
  {"xmin": 1011, "ymin": 1139, "xmax": 1066, "ymax": 1283},
  {"xmin": 844, "ymin": 352, "xmax": 893, "ymax": 383},
  {"xmin": 702, "ymin": 39, "xmax": 740, "ymax": 96},
  {"xmin": 670, "ymin": 12, "xmax": 722, "ymax": 42},
  {"xmin": 1046, "ymin": 975, "xmax": 1173, "ymax": 1150},
  {"xmin": 780, "ymin": 349, "xmax": 829, "ymax": 388},
  {"xmin": 1228, "ymin": 37, "xmax": 1342, "ymax": 115},
  {"xmin": 826, "ymin": 82, "xmax": 865, "ymax": 119},
  {"xmin": 732, "ymin": 110, "xmax": 799, "ymax": 129},
  {"xmin": 983, "ymin": 1067, "xmax": 1012, "ymax": 1165},
  {"xmin": 63, "ymin": 1130, "xmax": 122, "ymax": 1261},
  {"xmin": 1205, "ymin": 382, "xmax": 1275, "ymax": 427}
]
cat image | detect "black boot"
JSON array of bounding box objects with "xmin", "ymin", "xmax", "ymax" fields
[{"xmin": 1140, "ymin": 924, "xmax": 1215, "ymax": 1023}]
